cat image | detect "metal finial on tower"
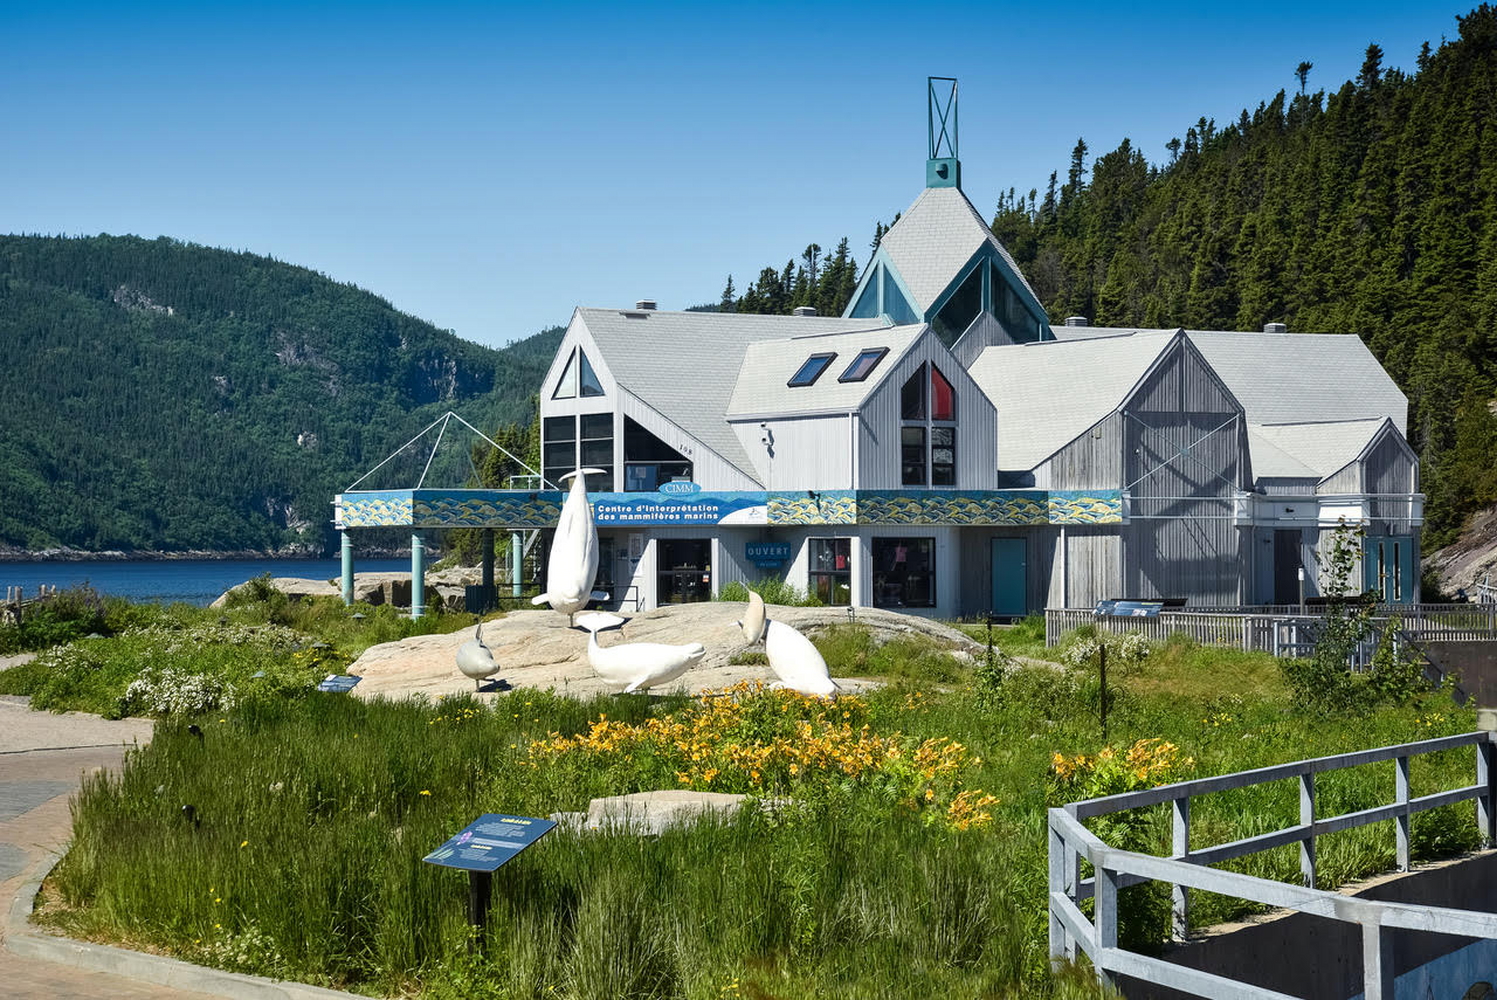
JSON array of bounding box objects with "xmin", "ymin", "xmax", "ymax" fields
[{"xmin": 926, "ymin": 77, "xmax": 961, "ymax": 189}]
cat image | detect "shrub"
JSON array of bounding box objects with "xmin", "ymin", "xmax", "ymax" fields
[{"xmin": 715, "ymin": 579, "xmax": 822, "ymax": 607}]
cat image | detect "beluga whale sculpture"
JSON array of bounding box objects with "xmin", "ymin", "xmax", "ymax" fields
[
  {"xmin": 574, "ymin": 612, "xmax": 706, "ymax": 693},
  {"xmin": 455, "ymin": 620, "xmax": 503, "ymax": 690},
  {"xmin": 738, "ymin": 591, "xmax": 838, "ymax": 696},
  {"xmin": 532, "ymin": 468, "xmax": 610, "ymax": 622}
]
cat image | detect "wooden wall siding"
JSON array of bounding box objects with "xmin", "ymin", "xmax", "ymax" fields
[
  {"xmin": 1318, "ymin": 463, "xmax": 1361, "ymax": 495},
  {"xmin": 1260, "ymin": 477, "xmax": 1320, "ymax": 496},
  {"xmin": 1363, "ymin": 428, "xmax": 1419, "ymax": 531},
  {"xmin": 1056, "ymin": 527, "xmax": 1123, "ymax": 609},
  {"xmin": 1044, "ymin": 413, "xmax": 1124, "ymax": 491},
  {"xmin": 856, "ymin": 334, "xmax": 997, "ymax": 491},
  {"xmin": 951, "ymin": 312, "xmax": 1013, "ymax": 370},
  {"xmin": 954, "ymin": 527, "xmax": 1056, "ymax": 616},
  {"xmin": 730, "ymin": 414, "xmax": 855, "ymax": 491},
  {"xmin": 1118, "ymin": 341, "xmax": 1249, "ymax": 604},
  {"xmin": 1312, "ymin": 524, "xmax": 1361, "ymax": 597}
]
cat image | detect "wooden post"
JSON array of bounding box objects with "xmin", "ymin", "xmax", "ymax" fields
[
  {"xmin": 1478, "ymin": 727, "xmax": 1497, "ymax": 847},
  {"xmin": 1047, "ymin": 816, "xmax": 1071, "ymax": 966},
  {"xmin": 1094, "ymin": 860, "xmax": 1118, "ymax": 988},
  {"xmin": 467, "ymin": 870, "xmax": 492, "ymax": 953}
]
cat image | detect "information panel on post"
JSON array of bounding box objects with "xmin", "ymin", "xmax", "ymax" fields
[{"xmin": 423, "ymin": 814, "xmax": 556, "ymax": 873}]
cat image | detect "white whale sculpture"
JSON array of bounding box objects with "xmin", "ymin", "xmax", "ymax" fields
[
  {"xmin": 455, "ymin": 620, "xmax": 502, "ymax": 689},
  {"xmin": 738, "ymin": 591, "xmax": 838, "ymax": 696},
  {"xmin": 532, "ymin": 468, "xmax": 610, "ymax": 621},
  {"xmin": 574, "ymin": 612, "xmax": 706, "ymax": 693}
]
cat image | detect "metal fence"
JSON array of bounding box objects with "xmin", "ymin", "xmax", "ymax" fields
[
  {"xmin": 1048, "ymin": 731, "xmax": 1497, "ymax": 999},
  {"xmin": 1045, "ymin": 604, "xmax": 1497, "ymax": 663}
]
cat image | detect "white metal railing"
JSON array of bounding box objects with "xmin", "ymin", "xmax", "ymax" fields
[{"xmin": 1049, "ymin": 731, "xmax": 1497, "ymax": 998}]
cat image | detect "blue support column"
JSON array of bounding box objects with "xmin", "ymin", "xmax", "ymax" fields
[
  {"xmin": 340, "ymin": 531, "xmax": 354, "ymax": 606},
  {"xmin": 411, "ymin": 532, "xmax": 426, "ymax": 618}
]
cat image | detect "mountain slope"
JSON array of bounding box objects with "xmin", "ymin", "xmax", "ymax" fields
[{"xmin": 0, "ymin": 234, "xmax": 546, "ymax": 553}]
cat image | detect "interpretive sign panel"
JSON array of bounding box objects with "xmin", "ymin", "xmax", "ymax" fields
[
  {"xmin": 1094, "ymin": 600, "xmax": 1164, "ymax": 618},
  {"xmin": 423, "ymin": 814, "xmax": 556, "ymax": 873},
  {"xmin": 317, "ymin": 674, "xmax": 362, "ymax": 693}
]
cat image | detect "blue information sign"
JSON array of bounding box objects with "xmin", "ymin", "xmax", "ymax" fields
[
  {"xmin": 423, "ymin": 813, "xmax": 557, "ymax": 873},
  {"xmin": 1094, "ymin": 600, "xmax": 1163, "ymax": 618},
  {"xmin": 317, "ymin": 674, "xmax": 362, "ymax": 692}
]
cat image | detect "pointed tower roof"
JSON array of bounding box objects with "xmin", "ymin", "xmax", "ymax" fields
[{"xmin": 878, "ymin": 185, "xmax": 1041, "ymax": 314}]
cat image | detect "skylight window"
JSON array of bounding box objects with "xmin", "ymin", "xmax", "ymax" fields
[
  {"xmin": 788, "ymin": 352, "xmax": 837, "ymax": 388},
  {"xmin": 839, "ymin": 347, "xmax": 889, "ymax": 383}
]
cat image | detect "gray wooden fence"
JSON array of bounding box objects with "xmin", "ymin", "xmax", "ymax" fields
[{"xmin": 1049, "ymin": 731, "xmax": 1497, "ymax": 998}]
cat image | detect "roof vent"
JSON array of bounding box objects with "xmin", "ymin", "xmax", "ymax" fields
[
  {"xmin": 792, "ymin": 306, "xmax": 818, "ymax": 317},
  {"xmin": 635, "ymin": 299, "xmax": 657, "ymax": 311},
  {"xmin": 1064, "ymin": 316, "xmax": 1088, "ymax": 327},
  {"xmin": 1263, "ymin": 322, "xmax": 1288, "ymax": 333}
]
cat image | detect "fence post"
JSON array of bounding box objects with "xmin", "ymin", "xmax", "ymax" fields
[
  {"xmin": 1171, "ymin": 795, "xmax": 1190, "ymax": 941},
  {"xmin": 1479, "ymin": 728, "xmax": 1497, "ymax": 848},
  {"xmin": 1362, "ymin": 922, "xmax": 1395, "ymax": 1000},
  {"xmin": 1047, "ymin": 813, "xmax": 1072, "ymax": 966},
  {"xmin": 1093, "ymin": 858, "xmax": 1118, "ymax": 988},
  {"xmin": 1394, "ymin": 755, "xmax": 1410, "ymax": 872},
  {"xmin": 1300, "ymin": 771, "xmax": 1317, "ymax": 888}
]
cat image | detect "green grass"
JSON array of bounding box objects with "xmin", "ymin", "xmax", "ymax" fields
[{"xmin": 813, "ymin": 624, "xmax": 970, "ymax": 684}]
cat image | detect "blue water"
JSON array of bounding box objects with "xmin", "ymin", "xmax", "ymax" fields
[{"xmin": 0, "ymin": 558, "xmax": 412, "ymax": 607}]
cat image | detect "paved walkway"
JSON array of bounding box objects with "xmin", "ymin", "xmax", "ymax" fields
[{"xmin": 0, "ymin": 695, "xmax": 215, "ymax": 999}]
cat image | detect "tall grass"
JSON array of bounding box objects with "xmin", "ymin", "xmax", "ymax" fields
[{"xmin": 40, "ymin": 644, "xmax": 1479, "ymax": 998}]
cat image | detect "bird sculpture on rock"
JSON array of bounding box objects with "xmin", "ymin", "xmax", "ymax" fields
[
  {"xmin": 455, "ymin": 620, "xmax": 502, "ymax": 690},
  {"xmin": 738, "ymin": 591, "xmax": 838, "ymax": 696},
  {"xmin": 574, "ymin": 612, "xmax": 706, "ymax": 693},
  {"xmin": 532, "ymin": 468, "xmax": 610, "ymax": 622}
]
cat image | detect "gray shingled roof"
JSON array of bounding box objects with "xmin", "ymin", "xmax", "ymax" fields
[
  {"xmin": 1187, "ymin": 331, "xmax": 1407, "ymax": 434},
  {"xmin": 878, "ymin": 186, "xmax": 1040, "ymax": 313},
  {"xmin": 967, "ymin": 332, "xmax": 1178, "ymax": 471},
  {"xmin": 578, "ymin": 308, "xmax": 890, "ymax": 485},
  {"xmin": 1049, "ymin": 324, "xmax": 1181, "ymax": 342},
  {"xmin": 1246, "ymin": 427, "xmax": 1322, "ymax": 479},
  {"xmin": 1249, "ymin": 418, "xmax": 1387, "ymax": 481},
  {"xmin": 726, "ymin": 325, "xmax": 926, "ymax": 418}
]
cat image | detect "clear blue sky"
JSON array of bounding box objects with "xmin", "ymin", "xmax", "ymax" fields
[{"xmin": 0, "ymin": 1, "xmax": 1462, "ymax": 348}]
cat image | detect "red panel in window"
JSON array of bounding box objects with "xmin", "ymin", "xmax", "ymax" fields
[{"xmin": 931, "ymin": 365, "xmax": 956, "ymax": 421}]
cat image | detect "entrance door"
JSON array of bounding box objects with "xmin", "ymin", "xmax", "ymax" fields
[
  {"xmin": 657, "ymin": 540, "xmax": 711, "ymax": 604},
  {"xmin": 990, "ymin": 537, "xmax": 1027, "ymax": 617},
  {"xmin": 1273, "ymin": 530, "xmax": 1302, "ymax": 604},
  {"xmin": 1363, "ymin": 536, "xmax": 1415, "ymax": 604}
]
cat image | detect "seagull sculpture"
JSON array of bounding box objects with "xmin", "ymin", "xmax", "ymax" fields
[
  {"xmin": 532, "ymin": 468, "xmax": 610, "ymax": 622},
  {"xmin": 455, "ymin": 620, "xmax": 502, "ymax": 690},
  {"xmin": 738, "ymin": 591, "xmax": 838, "ymax": 696},
  {"xmin": 574, "ymin": 612, "xmax": 706, "ymax": 693}
]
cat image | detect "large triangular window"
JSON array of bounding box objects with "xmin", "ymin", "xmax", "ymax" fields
[
  {"xmin": 578, "ymin": 349, "xmax": 604, "ymax": 397},
  {"xmin": 849, "ymin": 267, "xmax": 882, "ymax": 319},
  {"xmin": 553, "ymin": 347, "xmax": 606, "ymax": 399},
  {"xmin": 552, "ymin": 349, "xmax": 578, "ymax": 399}
]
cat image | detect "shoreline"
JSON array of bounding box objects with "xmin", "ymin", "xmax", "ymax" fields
[{"xmin": 0, "ymin": 548, "xmax": 416, "ymax": 563}]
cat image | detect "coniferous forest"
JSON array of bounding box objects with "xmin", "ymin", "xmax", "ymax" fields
[{"xmin": 725, "ymin": 6, "xmax": 1497, "ymax": 551}]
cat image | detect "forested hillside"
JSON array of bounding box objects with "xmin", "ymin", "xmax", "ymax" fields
[
  {"xmin": 0, "ymin": 235, "xmax": 552, "ymax": 553},
  {"xmin": 988, "ymin": 6, "xmax": 1497, "ymax": 547}
]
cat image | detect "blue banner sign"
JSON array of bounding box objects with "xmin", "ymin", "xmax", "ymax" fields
[
  {"xmin": 746, "ymin": 542, "xmax": 792, "ymax": 567},
  {"xmin": 1094, "ymin": 600, "xmax": 1164, "ymax": 618},
  {"xmin": 658, "ymin": 480, "xmax": 702, "ymax": 495},
  {"xmin": 317, "ymin": 674, "xmax": 362, "ymax": 693},
  {"xmin": 592, "ymin": 492, "xmax": 767, "ymax": 525},
  {"xmin": 423, "ymin": 813, "xmax": 557, "ymax": 873}
]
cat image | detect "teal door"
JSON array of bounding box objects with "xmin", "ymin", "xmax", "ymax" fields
[
  {"xmin": 1363, "ymin": 536, "xmax": 1416, "ymax": 605},
  {"xmin": 990, "ymin": 537, "xmax": 1028, "ymax": 617}
]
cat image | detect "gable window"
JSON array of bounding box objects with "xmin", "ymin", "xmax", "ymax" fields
[
  {"xmin": 931, "ymin": 427, "xmax": 955, "ymax": 485},
  {"xmin": 901, "ymin": 363, "xmax": 926, "ymax": 419},
  {"xmin": 839, "ymin": 347, "xmax": 889, "ymax": 383},
  {"xmin": 552, "ymin": 347, "xmax": 605, "ymax": 399},
  {"xmin": 788, "ymin": 352, "xmax": 837, "ymax": 388},
  {"xmin": 931, "ymin": 364, "xmax": 955, "ymax": 421}
]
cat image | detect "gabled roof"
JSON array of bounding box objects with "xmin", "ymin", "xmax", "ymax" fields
[
  {"xmin": 1245, "ymin": 427, "xmax": 1322, "ymax": 480},
  {"xmin": 576, "ymin": 308, "xmax": 890, "ymax": 483},
  {"xmin": 726, "ymin": 325, "xmax": 926, "ymax": 418},
  {"xmin": 1249, "ymin": 418, "xmax": 1388, "ymax": 482},
  {"xmin": 1049, "ymin": 323, "xmax": 1181, "ymax": 342},
  {"xmin": 968, "ymin": 331, "xmax": 1178, "ymax": 471},
  {"xmin": 1186, "ymin": 331, "xmax": 1407, "ymax": 434},
  {"xmin": 878, "ymin": 185, "xmax": 1040, "ymax": 313}
]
